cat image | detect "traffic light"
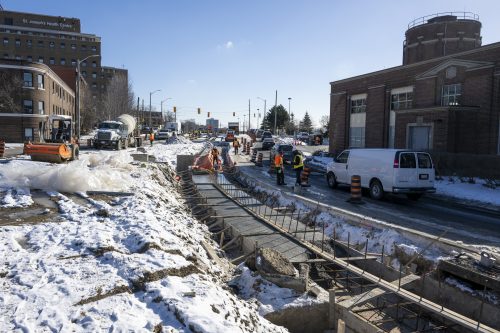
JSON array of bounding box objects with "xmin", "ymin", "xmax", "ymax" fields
[
  {"xmin": 233, "ymin": 112, "xmax": 235, "ymax": 117},
  {"xmin": 197, "ymin": 108, "xmax": 201, "ymax": 114},
  {"xmin": 207, "ymin": 112, "xmax": 210, "ymax": 117},
  {"xmin": 173, "ymin": 106, "xmax": 177, "ymax": 113}
]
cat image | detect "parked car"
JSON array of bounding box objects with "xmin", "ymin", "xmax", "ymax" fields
[
  {"xmin": 255, "ymin": 129, "xmax": 265, "ymax": 141},
  {"xmin": 326, "ymin": 149, "xmax": 435, "ymax": 200},
  {"xmin": 309, "ymin": 134, "xmax": 324, "ymax": 145},
  {"xmin": 262, "ymin": 131, "xmax": 273, "ymax": 140},
  {"xmin": 270, "ymin": 144, "xmax": 294, "ymax": 164},
  {"xmin": 297, "ymin": 132, "xmax": 309, "ymax": 142},
  {"xmin": 304, "ymin": 150, "xmax": 335, "ymax": 173},
  {"xmin": 155, "ymin": 129, "xmax": 170, "ymax": 140},
  {"xmin": 262, "ymin": 137, "xmax": 275, "ymax": 150}
]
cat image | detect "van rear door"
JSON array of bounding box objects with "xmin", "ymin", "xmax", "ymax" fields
[
  {"xmin": 395, "ymin": 152, "xmax": 418, "ymax": 187},
  {"xmin": 416, "ymin": 153, "xmax": 435, "ymax": 188}
]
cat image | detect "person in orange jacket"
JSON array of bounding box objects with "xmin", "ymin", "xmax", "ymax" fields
[
  {"xmin": 149, "ymin": 131, "xmax": 154, "ymax": 146},
  {"xmin": 275, "ymin": 151, "xmax": 286, "ymax": 185}
]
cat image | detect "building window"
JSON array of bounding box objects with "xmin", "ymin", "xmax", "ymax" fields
[
  {"xmin": 92, "ymin": 72, "xmax": 97, "ymax": 79},
  {"xmin": 15, "ymin": 55, "xmax": 21, "ymax": 60},
  {"xmin": 60, "ymin": 42, "xmax": 65, "ymax": 49},
  {"xmin": 71, "ymin": 43, "xmax": 76, "ymax": 50},
  {"xmin": 38, "ymin": 56, "xmax": 44, "ymax": 63},
  {"xmin": 349, "ymin": 127, "xmax": 365, "ymax": 148},
  {"xmin": 60, "ymin": 58, "xmax": 66, "ymax": 65},
  {"xmin": 24, "ymin": 128, "xmax": 34, "ymax": 141},
  {"xmin": 82, "ymin": 71, "xmax": 87, "ymax": 77},
  {"xmin": 27, "ymin": 55, "xmax": 32, "ymax": 62},
  {"xmin": 92, "ymin": 82, "xmax": 97, "ymax": 88},
  {"xmin": 4, "ymin": 17, "xmax": 14, "ymax": 25},
  {"xmin": 71, "ymin": 59, "xmax": 76, "ymax": 66},
  {"xmin": 442, "ymin": 84, "xmax": 461, "ymax": 106},
  {"xmin": 27, "ymin": 39, "xmax": 32, "ymax": 47},
  {"xmin": 92, "ymin": 61, "xmax": 97, "ymax": 68},
  {"xmin": 350, "ymin": 97, "xmax": 366, "ymax": 114},
  {"xmin": 3, "ymin": 53, "xmax": 8, "ymax": 59},
  {"xmin": 81, "ymin": 44, "xmax": 87, "ymax": 50},
  {"xmin": 49, "ymin": 41, "xmax": 55, "ymax": 48},
  {"xmin": 38, "ymin": 101, "xmax": 45, "ymax": 114},
  {"xmin": 23, "ymin": 100, "xmax": 33, "ymax": 113},
  {"xmin": 3, "ymin": 37, "xmax": 8, "ymax": 45},
  {"xmin": 37, "ymin": 74, "xmax": 44, "ymax": 89},
  {"xmin": 23, "ymin": 72, "xmax": 33, "ymax": 87},
  {"xmin": 91, "ymin": 46, "xmax": 97, "ymax": 52},
  {"xmin": 391, "ymin": 91, "xmax": 413, "ymax": 110},
  {"xmin": 49, "ymin": 57, "xmax": 55, "ymax": 65},
  {"xmin": 37, "ymin": 40, "xmax": 44, "ymax": 48},
  {"xmin": 82, "ymin": 61, "xmax": 87, "ymax": 67},
  {"xmin": 15, "ymin": 39, "xmax": 20, "ymax": 47}
]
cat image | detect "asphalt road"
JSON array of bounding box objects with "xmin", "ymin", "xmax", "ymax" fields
[{"xmin": 234, "ymin": 150, "xmax": 500, "ymax": 248}]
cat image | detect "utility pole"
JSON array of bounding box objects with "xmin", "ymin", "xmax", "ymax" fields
[
  {"xmin": 136, "ymin": 97, "xmax": 139, "ymax": 130},
  {"xmin": 248, "ymin": 99, "xmax": 251, "ymax": 131},
  {"xmin": 141, "ymin": 99, "xmax": 144, "ymax": 125},
  {"xmin": 274, "ymin": 90, "xmax": 278, "ymax": 134}
]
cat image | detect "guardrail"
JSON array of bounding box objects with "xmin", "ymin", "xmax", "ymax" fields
[{"xmin": 408, "ymin": 12, "xmax": 479, "ymax": 29}]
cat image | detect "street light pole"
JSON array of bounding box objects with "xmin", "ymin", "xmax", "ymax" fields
[
  {"xmin": 257, "ymin": 97, "xmax": 266, "ymax": 130},
  {"xmin": 75, "ymin": 54, "xmax": 99, "ymax": 139},
  {"xmin": 274, "ymin": 90, "xmax": 278, "ymax": 134},
  {"xmin": 149, "ymin": 89, "xmax": 161, "ymax": 128}
]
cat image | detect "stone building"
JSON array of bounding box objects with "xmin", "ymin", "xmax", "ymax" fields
[{"xmin": 329, "ymin": 12, "xmax": 500, "ymax": 155}]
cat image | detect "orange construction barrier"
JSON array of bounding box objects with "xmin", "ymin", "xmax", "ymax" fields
[
  {"xmin": 256, "ymin": 152, "xmax": 263, "ymax": 167},
  {"xmin": 250, "ymin": 149, "xmax": 257, "ymax": 162},
  {"xmin": 245, "ymin": 142, "xmax": 250, "ymax": 155},
  {"xmin": 348, "ymin": 175, "xmax": 364, "ymax": 204},
  {"xmin": 300, "ymin": 166, "xmax": 311, "ymax": 187},
  {"xmin": 0, "ymin": 140, "xmax": 4, "ymax": 158},
  {"xmin": 24, "ymin": 142, "xmax": 72, "ymax": 163},
  {"xmin": 268, "ymin": 153, "xmax": 275, "ymax": 173}
]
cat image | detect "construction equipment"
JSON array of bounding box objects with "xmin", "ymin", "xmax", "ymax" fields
[
  {"xmin": 94, "ymin": 114, "xmax": 139, "ymax": 150},
  {"xmin": 23, "ymin": 115, "xmax": 79, "ymax": 163}
]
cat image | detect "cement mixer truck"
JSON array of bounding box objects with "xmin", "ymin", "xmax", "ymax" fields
[{"xmin": 94, "ymin": 114, "xmax": 139, "ymax": 150}]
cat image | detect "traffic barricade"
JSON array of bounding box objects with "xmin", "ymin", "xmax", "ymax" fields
[
  {"xmin": 0, "ymin": 140, "xmax": 5, "ymax": 158},
  {"xmin": 256, "ymin": 152, "xmax": 263, "ymax": 167},
  {"xmin": 250, "ymin": 149, "xmax": 257, "ymax": 162},
  {"xmin": 300, "ymin": 167, "xmax": 311, "ymax": 187},
  {"xmin": 348, "ymin": 175, "xmax": 364, "ymax": 204}
]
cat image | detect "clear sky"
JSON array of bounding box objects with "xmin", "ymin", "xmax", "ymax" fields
[{"xmin": 3, "ymin": 0, "xmax": 500, "ymax": 128}]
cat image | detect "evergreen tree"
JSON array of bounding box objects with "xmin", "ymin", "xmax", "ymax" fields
[
  {"xmin": 299, "ymin": 112, "xmax": 313, "ymax": 132},
  {"xmin": 262, "ymin": 105, "xmax": 289, "ymax": 133}
]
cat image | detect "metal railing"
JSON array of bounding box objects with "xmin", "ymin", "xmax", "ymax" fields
[{"xmin": 408, "ymin": 12, "xmax": 479, "ymax": 29}]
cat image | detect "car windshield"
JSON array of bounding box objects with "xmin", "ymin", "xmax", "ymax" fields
[
  {"xmin": 280, "ymin": 145, "xmax": 293, "ymax": 151},
  {"xmin": 99, "ymin": 122, "xmax": 120, "ymax": 129}
]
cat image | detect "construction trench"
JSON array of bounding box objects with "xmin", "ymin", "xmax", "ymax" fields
[{"xmin": 171, "ymin": 147, "xmax": 500, "ymax": 333}]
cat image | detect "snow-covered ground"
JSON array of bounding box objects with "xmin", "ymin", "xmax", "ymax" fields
[
  {"xmin": 0, "ymin": 143, "xmax": 321, "ymax": 332},
  {"xmin": 435, "ymin": 177, "xmax": 500, "ymax": 207}
]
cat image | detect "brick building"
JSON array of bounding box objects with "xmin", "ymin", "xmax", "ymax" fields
[
  {"xmin": 329, "ymin": 12, "xmax": 500, "ymax": 155},
  {"xmin": 0, "ymin": 9, "xmax": 128, "ymax": 141},
  {"xmin": 0, "ymin": 59, "xmax": 75, "ymax": 142}
]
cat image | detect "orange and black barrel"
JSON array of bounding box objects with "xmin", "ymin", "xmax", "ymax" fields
[
  {"xmin": 0, "ymin": 140, "xmax": 5, "ymax": 158},
  {"xmin": 268, "ymin": 153, "xmax": 275, "ymax": 173},
  {"xmin": 300, "ymin": 167, "xmax": 311, "ymax": 187},
  {"xmin": 256, "ymin": 152, "xmax": 263, "ymax": 167},
  {"xmin": 251, "ymin": 148, "xmax": 257, "ymax": 162},
  {"xmin": 246, "ymin": 142, "xmax": 251, "ymax": 155},
  {"xmin": 348, "ymin": 175, "xmax": 364, "ymax": 204}
]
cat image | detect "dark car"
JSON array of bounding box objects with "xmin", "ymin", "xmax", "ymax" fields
[
  {"xmin": 304, "ymin": 150, "xmax": 335, "ymax": 173},
  {"xmin": 271, "ymin": 144, "xmax": 294, "ymax": 164},
  {"xmin": 262, "ymin": 131, "xmax": 273, "ymax": 140},
  {"xmin": 262, "ymin": 138, "xmax": 275, "ymax": 150}
]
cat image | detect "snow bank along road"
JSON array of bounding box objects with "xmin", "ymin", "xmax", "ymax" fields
[{"xmin": 0, "ymin": 144, "xmax": 318, "ymax": 332}]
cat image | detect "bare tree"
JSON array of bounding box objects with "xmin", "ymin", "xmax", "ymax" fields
[
  {"xmin": 182, "ymin": 119, "xmax": 197, "ymax": 133},
  {"xmin": 102, "ymin": 74, "xmax": 134, "ymax": 121},
  {"xmin": 0, "ymin": 71, "xmax": 22, "ymax": 113},
  {"xmin": 319, "ymin": 115, "xmax": 330, "ymax": 132}
]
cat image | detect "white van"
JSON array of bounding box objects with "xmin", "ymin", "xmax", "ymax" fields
[{"xmin": 326, "ymin": 149, "xmax": 435, "ymax": 200}]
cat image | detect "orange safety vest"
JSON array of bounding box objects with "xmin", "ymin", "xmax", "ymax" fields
[
  {"xmin": 274, "ymin": 154, "xmax": 283, "ymax": 167},
  {"xmin": 149, "ymin": 133, "xmax": 154, "ymax": 141}
]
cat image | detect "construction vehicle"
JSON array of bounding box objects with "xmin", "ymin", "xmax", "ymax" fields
[
  {"xmin": 94, "ymin": 114, "xmax": 138, "ymax": 150},
  {"xmin": 23, "ymin": 115, "xmax": 79, "ymax": 163}
]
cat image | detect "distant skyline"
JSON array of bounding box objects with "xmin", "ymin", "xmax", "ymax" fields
[{"xmin": 3, "ymin": 0, "xmax": 500, "ymax": 128}]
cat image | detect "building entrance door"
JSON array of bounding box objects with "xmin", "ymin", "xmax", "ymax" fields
[{"xmin": 408, "ymin": 125, "xmax": 431, "ymax": 150}]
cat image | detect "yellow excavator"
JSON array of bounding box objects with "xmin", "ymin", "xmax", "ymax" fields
[{"xmin": 23, "ymin": 115, "xmax": 79, "ymax": 163}]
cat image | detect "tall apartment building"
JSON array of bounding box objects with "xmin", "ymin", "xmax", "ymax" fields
[{"xmin": 0, "ymin": 9, "xmax": 128, "ymax": 141}]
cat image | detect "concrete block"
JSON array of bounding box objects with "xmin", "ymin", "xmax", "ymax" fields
[{"xmin": 177, "ymin": 155, "xmax": 195, "ymax": 172}]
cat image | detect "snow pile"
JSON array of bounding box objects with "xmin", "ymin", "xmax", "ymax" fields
[
  {"xmin": 230, "ymin": 266, "xmax": 321, "ymax": 316},
  {"xmin": 166, "ymin": 135, "xmax": 192, "ymax": 145},
  {"xmin": 0, "ymin": 188, "xmax": 33, "ymax": 208},
  {"xmin": 277, "ymin": 137, "xmax": 305, "ymax": 146},
  {"xmin": 0, "ymin": 144, "xmax": 294, "ymax": 332},
  {"xmin": 147, "ymin": 143, "xmax": 204, "ymax": 165},
  {"xmin": 435, "ymin": 177, "xmax": 500, "ymax": 207},
  {"xmin": 0, "ymin": 151, "xmax": 134, "ymax": 193}
]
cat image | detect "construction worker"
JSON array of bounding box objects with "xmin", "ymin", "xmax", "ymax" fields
[
  {"xmin": 275, "ymin": 151, "xmax": 286, "ymax": 185},
  {"xmin": 293, "ymin": 150, "xmax": 304, "ymax": 186},
  {"xmin": 233, "ymin": 138, "xmax": 240, "ymax": 155},
  {"xmin": 211, "ymin": 147, "xmax": 220, "ymax": 170},
  {"xmin": 149, "ymin": 131, "xmax": 154, "ymax": 147}
]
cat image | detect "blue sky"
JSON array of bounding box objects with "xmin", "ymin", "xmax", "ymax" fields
[{"xmin": 4, "ymin": 0, "xmax": 500, "ymax": 128}]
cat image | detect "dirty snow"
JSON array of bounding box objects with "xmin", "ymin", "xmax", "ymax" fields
[
  {"xmin": 0, "ymin": 145, "xmax": 291, "ymax": 332},
  {"xmin": 435, "ymin": 177, "xmax": 500, "ymax": 207}
]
